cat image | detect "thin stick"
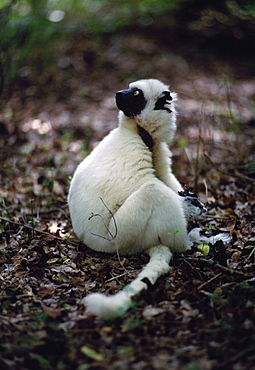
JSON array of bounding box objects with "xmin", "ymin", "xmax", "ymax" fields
[
  {"xmin": 202, "ymin": 178, "xmax": 208, "ymax": 202},
  {"xmin": 244, "ymin": 246, "xmax": 255, "ymax": 264},
  {"xmin": 89, "ymin": 197, "xmax": 117, "ymax": 241},
  {"xmin": 0, "ymin": 216, "xmax": 79, "ymax": 246},
  {"xmin": 30, "ymin": 199, "xmax": 35, "ymax": 238},
  {"xmin": 186, "ymin": 257, "xmax": 243, "ymax": 275},
  {"xmin": 217, "ymin": 347, "xmax": 255, "ymax": 369},
  {"xmin": 105, "ymin": 272, "xmax": 130, "ymax": 283},
  {"xmin": 88, "ymin": 198, "xmax": 127, "ymax": 271},
  {"xmin": 204, "ymin": 153, "xmax": 255, "ymax": 183},
  {"xmin": 203, "ymin": 215, "xmax": 230, "ymax": 220},
  {"xmin": 198, "ymin": 272, "xmax": 222, "ymax": 290}
]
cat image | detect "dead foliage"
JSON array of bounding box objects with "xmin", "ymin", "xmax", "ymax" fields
[{"xmin": 0, "ymin": 33, "xmax": 255, "ymax": 370}]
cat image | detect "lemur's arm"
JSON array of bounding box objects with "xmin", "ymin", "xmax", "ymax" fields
[
  {"xmin": 153, "ymin": 143, "xmax": 207, "ymax": 220},
  {"xmin": 179, "ymin": 185, "xmax": 207, "ymax": 220},
  {"xmin": 153, "ymin": 142, "xmax": 183, "ymax": 192}
]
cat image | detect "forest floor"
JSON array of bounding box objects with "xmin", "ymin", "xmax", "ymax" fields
[{"xmin": 0, "ymin": 32, "xmax": 255, "ymax": 370}]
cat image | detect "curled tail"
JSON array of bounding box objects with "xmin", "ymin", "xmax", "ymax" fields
[{"xmin": 82, "ymin": 245, "xmax": 172, "ymax": 319}]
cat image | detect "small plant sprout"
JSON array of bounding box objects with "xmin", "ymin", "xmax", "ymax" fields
[
  {"xmin": 196, "ymin": 225, "xmax": 216, "ymax": 254},
  {"xmin": 204, "ymin": 225, "xmax": 215, "ymax": 231},
  {"xmin": 168, "ymin": 230, "xmax": 180, "ymax": 248},
  {"xmin": 197, "ymin": 242, "xmax": 210, "ymax": 256},
  {"xmin": 168, "ymin": 230, "xmax": 180, "ymax": 236}
]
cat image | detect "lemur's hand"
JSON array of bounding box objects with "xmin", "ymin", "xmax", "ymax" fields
[{"xmin": 179, "ymin": 185, "xmax": 207, "ymax": 221}]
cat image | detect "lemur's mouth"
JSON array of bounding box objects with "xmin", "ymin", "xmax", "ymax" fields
[{"xmin": 163, "ymin": 105, "xmax": 172, "ymax": 113}]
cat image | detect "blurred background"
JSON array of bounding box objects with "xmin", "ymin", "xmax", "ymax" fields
[
  {"xmin": 0, "ymin": 0, "xmax": 255, "ymax": 194},
  {"xmin": 1, "ymin": 0, "xmax": 255, "ymax": 90},
  {"xmin": 1, "ymin": 0, "xmax": 255, "ymax": 93}
]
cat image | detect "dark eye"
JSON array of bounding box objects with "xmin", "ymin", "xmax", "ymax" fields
[{"xmin": 115, "ymin": 87, "xmax": 146, "ymax": 117}]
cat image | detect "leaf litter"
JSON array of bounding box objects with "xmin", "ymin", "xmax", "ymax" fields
[{"xmin": 0, "ymin": 33, "xmax": 255, "ymax": 370}]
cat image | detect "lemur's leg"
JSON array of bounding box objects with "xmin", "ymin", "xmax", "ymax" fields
[
  {"xmin": 83, "ymin": 181, "xmax": 188, "ymax": 319},
  {"xmin": 106, "ymin": 181, "xmax": 188, "ymax": 255}
]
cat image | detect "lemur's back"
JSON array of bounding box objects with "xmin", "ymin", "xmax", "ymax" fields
[{"xmin": 68, "ymin": 125, "xmax": 158, "ymax": 250}]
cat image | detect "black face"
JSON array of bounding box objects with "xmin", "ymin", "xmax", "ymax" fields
[
  {"xmin": 154, "ymin": 91, "xmax": 172, "ymax": 113},
  {"xmin": 116, "ymin": 87, "xmax": 147, "ymax": 117}
]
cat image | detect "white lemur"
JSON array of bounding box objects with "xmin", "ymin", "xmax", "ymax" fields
[{"xmin": 68, "ymin": 79, "xmax": 230, "ymax": 319}]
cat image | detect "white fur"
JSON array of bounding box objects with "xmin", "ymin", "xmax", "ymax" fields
[
  {"xmin": 68, "ymin": 79, "xmax": 228, "ymax": 319},
  {"xmin": 68, "ymin": 79, "xmax": 187, "ymax": 255},
  {"xmin": 82, "ymin": 246, "xmax": 172, "ymax": 319}
]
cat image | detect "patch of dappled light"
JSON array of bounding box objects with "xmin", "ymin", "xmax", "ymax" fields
[
  {"xmin": 48, "ymin": 221, "xmax": 66, "ymax": 237},
  {"xmin": 22, "ymin": 119, "xmax": 52, "ymax": 134},
  {"xmin": 69, "ymin": 141, "xmax": 83, "ymax": 152},
  {"xmin": 47, "ymin": 10, "xmax": 65, "ymax": 23}
]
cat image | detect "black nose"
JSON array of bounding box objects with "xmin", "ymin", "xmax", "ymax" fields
[
  {"xmin": 115, "ymin": 89, "xmax": 131, "ymax": 101},
  {"xmin": 115, "ymin": 90, "xmax": 127, "ymax": 103},
  {"xmin": 116, "ymin": 90, "xmax": 130, "ymax": 116},
  {"xmin": 115, "ymin": 89, "xmax": 135, "ymax": 117}
]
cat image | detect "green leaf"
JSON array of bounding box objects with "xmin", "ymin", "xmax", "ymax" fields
[
  {"xmin": 197, "ymin": 244, "xmax": 210, "ymax": 256},
  {"xmin": 80, "ymin": 346, "xmax": 103, "ymax": 361}
]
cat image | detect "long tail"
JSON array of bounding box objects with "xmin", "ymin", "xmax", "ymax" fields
[
  {"xmin": 82, "ymin": 245, "xmax": 172, "ymax": 319},
  {"xmin": 82, "ymin": 230, "xmax": 231, "ymax": 319}
]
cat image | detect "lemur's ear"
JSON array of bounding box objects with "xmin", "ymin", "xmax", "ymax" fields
[{"xmin": 154, "ymin": 91, "xmax": 172, "ymax": 113}]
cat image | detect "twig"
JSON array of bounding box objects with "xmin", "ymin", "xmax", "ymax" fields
[
  {"xmin": 214, "ymin": 262, "xmax": 243, "ymax": 275},
  {"xmin": 186, "ymin": 257, "xmax": 243, "ymax": 275},
  {"xmin": 198, "ymin": 272, "xmax": 222, "ymax": 290},
  {"xmin": 89, "ymin": 198, "xmax": 128, "ymax": 271},
  {"xmin": 30, "ymin": 199, "xmax": 35, "ymax": 238},
  {"xmin": 202, "ymin": 178, "xmax": 208, "ymax": 202},
  {"xmin": 203, "ymin": 215, "xmax": 230, "ymax": 220},
  {"xmin": 244, "ymin": 246, "xmax": 255, "ymax": 264},
  {"xmin": 105, "ymin": 271, "xmax": 130, "ymax": 283},
  {"xmin": 181, "ymin": 257, "xmax": 203, "ymax": 280},
  {"xmin": 204, "ymin": 152, "xmax": 255, "ymax": 183},
  {"xmin": 216, "ymin": 346, "xmax": 255, "ymax": 369},
  {"xmin": 230, "ymin": 245, "xmax": 255, "ymax": 271},
  {"xmin": 0, "ymin": 216, "xmax": 79, "ymax": 246},
  {"xmin": 89, "ymin": 197, "xmax": 117, "ymax": 241},
  {"xmin": 27, "ymin": 206, "xmax": 68, "ymax": 217},
  {"xmin": 88, "ymin": 198, "xmax": 129, "ymax": 272}
]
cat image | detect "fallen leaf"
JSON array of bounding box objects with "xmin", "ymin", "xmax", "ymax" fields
[
  {"xmin": 80, "ymin": 346, "xmax": 103, "ymax": 361},
  {"xmin": 197, "ymin": 244, "xmax": 210, "ymax": 256}
]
